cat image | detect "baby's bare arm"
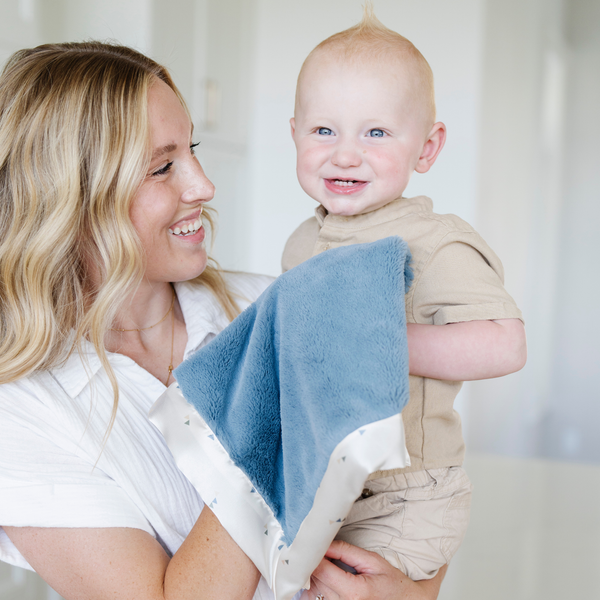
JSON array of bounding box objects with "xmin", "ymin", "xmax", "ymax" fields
[{"xmin": 407, "ymin": 318, "xmax": 526, "ymax": 381}]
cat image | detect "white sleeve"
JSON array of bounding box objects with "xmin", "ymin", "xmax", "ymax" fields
[{"xmin": 0, "ymin": 383, "xmax": 153, "ymax": 569}]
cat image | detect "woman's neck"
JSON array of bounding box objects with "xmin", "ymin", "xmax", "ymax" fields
[
  {"xmin": 105, "ymin": 280, "xmax": 188, "ymax": 385},
  {"xmin": 112, "ymin": 280, "xmax": 175, "ymax": 333}
]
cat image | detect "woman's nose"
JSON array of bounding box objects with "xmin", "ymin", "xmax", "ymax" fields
[
  {"xmin": 181, "ymin": 159, "xmax": 215, "ymax": 204},
  {"xmin": 331, "ymin": 138, "xmax": 362, "ymax": 168}
]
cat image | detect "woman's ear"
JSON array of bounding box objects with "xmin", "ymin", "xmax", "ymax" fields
[
  {"xmin": 290, "ymin": 117, "xmax": 296, "ymax": 138},
  {"xmin": 415, "ymin": 122, "xmax": 446, "ymax": 174}
]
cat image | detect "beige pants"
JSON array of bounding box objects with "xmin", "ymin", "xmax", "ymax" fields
[{"xmin": 335, "ymin": 467, "xmax": 472, "ymax": 581}]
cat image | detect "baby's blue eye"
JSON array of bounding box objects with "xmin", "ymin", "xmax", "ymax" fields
[
  {"xmin": 368, "ymin": 129, "xmax": 385, "ymax": 138},
  {"xmin": 317, "ymin": 127, "xmax": 333, "ymax": 135}
]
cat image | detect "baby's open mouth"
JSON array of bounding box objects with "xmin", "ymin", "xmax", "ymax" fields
[
  {"xmin": 331, "ymin": 179, "xmax": 362, "ymax": 187},
  {"xmin": 325, "ymin": 178, "xmax": 368, "ymax": 191}
]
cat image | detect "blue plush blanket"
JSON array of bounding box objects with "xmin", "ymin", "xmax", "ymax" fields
[{"xmin": 174, "ymin": 236, "xmax": 413, "ymax": 545}]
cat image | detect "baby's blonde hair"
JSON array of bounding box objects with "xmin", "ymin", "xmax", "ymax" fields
[
  {"xmin": 0, "ymin": 42, "xmax": 239, "ymax": 435},
  {"xmin": 296, "ymin": 4, "xmax": 436, "ymax": 126}
]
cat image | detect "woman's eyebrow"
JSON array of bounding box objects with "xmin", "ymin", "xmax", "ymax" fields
[{"xmin": 152, "ymin": 143, "xmax": 177, "ymax": 160}]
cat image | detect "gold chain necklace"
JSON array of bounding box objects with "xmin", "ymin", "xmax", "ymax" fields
[
  {"xmin": 111, "ymin": 287, "xmax": 176, "ymax": 332},
  {"xmin": 111, "ymin": 286, "xmax": 176, "ymax": 386},
  {"xmin": 165, "ymin": 304, "xmax": 175, "ymax": 386}
]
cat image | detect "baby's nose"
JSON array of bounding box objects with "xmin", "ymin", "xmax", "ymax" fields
[{"xmin": 331, "ymin": 139, "xmax": 362, "ymax": 168}]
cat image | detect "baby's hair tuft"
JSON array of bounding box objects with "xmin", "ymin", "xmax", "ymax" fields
[{"xmin": 295, "ymin": 2, "xmax": 436, "ymax": 125}]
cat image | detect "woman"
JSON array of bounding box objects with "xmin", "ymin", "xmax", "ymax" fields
[{"xmin": 0, "ymin": 42, "xmax": 446, "ymax": 599}]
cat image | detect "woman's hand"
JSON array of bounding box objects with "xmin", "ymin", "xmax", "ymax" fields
[{"xmin": 302, "ymin": 540, "xmax": 447, "ymax": 600}]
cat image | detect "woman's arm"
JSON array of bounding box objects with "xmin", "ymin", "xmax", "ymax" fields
[
  {"xmin": 304, "ymin": 541, "xmax": 447, "ymax": 600},
  {"xmin": 5, "ymin": 506, "xmax": 260, "ymax": 600},
  {"xmin": 407, "ymin": 318, "xmax": 527, "ymax": 381}
]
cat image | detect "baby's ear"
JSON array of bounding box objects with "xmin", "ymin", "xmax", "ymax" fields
[
  {"xmin": 290, "ymin": 118, "xmax": 296, "ymax": 138},
  {"xmin": 415, "ymin": 122, "xmax": 446, "ymax": 174}
]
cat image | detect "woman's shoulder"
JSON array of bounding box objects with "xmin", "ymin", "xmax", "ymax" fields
[
  {"xmin": 0, "ymin": 371, "xmax": 55, "ymax": 409},
  {"xmin": 222, "ymin": 271, "xmax": 275, "ymax": 304}
]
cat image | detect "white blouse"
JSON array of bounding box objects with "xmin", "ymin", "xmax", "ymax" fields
[{"xmin": 0, "ymin": 273, "xmax": 273, "ymax": 597}]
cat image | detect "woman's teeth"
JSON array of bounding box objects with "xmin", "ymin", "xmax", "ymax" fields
[{"xmin": 169, "ymin": 218, "xmax": 202, "ymax": 236}]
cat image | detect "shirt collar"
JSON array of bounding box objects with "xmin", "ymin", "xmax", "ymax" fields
[
  {"xmin": 315, "ymin": 195, "xmax": 433, "ymax": 229},
  {"xmin": 50, "ymin": 339, "xmax": 104, "ymax": 399},
  {"xmin": 175, "ymin": 280, "xmax": 229, "ymax": 359},
  {"xmin": 51, "ymin": 281, "xmax": 227, "ymax": 398}
]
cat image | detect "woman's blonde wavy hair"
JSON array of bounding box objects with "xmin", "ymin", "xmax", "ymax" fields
[{"xmin": 0, "ymin": 42, "xmax": 240, "ymax": 433}]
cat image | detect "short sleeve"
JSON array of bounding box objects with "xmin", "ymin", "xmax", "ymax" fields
[
  {"xmin": 410, "ymin": 229, "xmax": 523, "ymax": 325},
  {"xmin": 282, "ymin": 217, "xmax": 321, "ymax": 272},
  {"xmin": 0, "ymin": 384, "xmax": 154, "ymax": 569}
]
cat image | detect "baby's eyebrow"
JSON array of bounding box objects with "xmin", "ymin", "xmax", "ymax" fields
[{"xmin": 152, "ymin": 143, "xmax": 177, "ymax": 160}]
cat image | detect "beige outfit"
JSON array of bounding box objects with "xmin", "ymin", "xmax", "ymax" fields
[{"xmin": 282, "ymin": 196, "xmax": 523, "ymax": 579}]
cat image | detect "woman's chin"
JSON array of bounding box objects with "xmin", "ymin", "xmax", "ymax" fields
[
  {"xmin": 145, "ymin": 248, "xmax": 208, "ymax": 284},
  {"xmin": 173, "ymin": 256, "xmax": 209, "ymax": 283}
]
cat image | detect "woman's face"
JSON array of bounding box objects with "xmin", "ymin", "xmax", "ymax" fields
[{"xmin": 130, "ymin": 79, "xmax": 215, "ymax": 285}]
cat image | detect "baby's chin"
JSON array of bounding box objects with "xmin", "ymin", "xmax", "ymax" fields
[{"xmin": 319, "ymin": 196, "xmax": 391, "ymax": 217}]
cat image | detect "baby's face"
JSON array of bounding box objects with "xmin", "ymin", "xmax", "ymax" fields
[{"xmin": 292, "ymin": 57, "xmax": 432, "ymax": 216}]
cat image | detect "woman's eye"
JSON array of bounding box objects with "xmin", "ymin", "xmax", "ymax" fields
[
  {"xmin": 152, "ymin": 161, "xmax": 173, "ymax": 177},
  {"xmin": 190, "ymin": 142, "xmax": 200, "ymax": 155},
  {"xmin": 368, "ymin": 129, "xmax": 385, "ymax": 138},
  {"xmin": 317, "ymin": 127, "xmax": 333, "ymax": 136}
]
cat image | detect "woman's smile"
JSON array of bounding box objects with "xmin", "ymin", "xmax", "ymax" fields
[{"xmin": 168, "ymin": 208, "xmax": 204, "ymax": 237}]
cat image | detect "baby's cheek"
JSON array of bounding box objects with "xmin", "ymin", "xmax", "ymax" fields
[
  {"xmin": 367, "ymin": 146, "xmax": 394, "ymax": 162},
  {"xmin": 295, "ymin": 160, "xmax": 319, "ymax": 192},
  {"xmin": 298, "ymin": 147, "xmax": 325, "ymax": 175},
  {"xmin": 381, "ymin": 159, "xmax": 413, "ymax": 192},
  {"xmin": 374, "ymin": 153, "xmax": 402, "ymax": 174},
  {"xmin": 304, "ymin": 144, "xmax": 328, "ymax": 160}
]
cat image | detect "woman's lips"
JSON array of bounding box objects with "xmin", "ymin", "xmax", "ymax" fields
[
  {"xmin": 170, "ymin": 224, "xmax": 205, "ymax": 244},
  {"xmin": 169, "ymin": 207, "xmax": 203, "ymax": 237},
  {"xmin": 324, "ymin": 178, "xmax": 369, "ymax": 195},
  {"xmin": 168, "ymin": 216, "xmax": 202, "ymax": 236}
]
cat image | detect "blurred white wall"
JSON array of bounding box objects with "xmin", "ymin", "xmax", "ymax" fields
[
  {"xmin": 0, "ymin": 0, "xmax": 40, "ymax": 64},
  {"xmin": 466, "ymin": 0, "xmax": 600, "ymax": 463},
  {"xmin": 539, "ymin": 0, "xmax": 600, "ymax": 461}
]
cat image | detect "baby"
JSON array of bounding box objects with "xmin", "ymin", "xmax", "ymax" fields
[{"xmin": 282, "ymin": 8, "xmax": 526, "ymax": 581}]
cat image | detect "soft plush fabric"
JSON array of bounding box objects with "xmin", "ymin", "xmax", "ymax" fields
[{"xmin": 174, "ymin": 236, "xmax": 413, "ymax": 544}]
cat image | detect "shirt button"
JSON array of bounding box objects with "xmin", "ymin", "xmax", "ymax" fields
[
  {"xmin": 361, "ymin": 488, "xmax": 374, "ymax": 499},
  {"xmin": 323, "ymin": 243, "xmax": 330, "ymax": 250}
]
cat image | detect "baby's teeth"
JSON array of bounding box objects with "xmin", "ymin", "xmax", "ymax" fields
[
  {"xmin": 182, "ymin": 225, "xmax": 189, "ymax": 233},
  {"xmin": 194, "ymin": 219, "xmax": 201, "ymax": 230},
  {"xmin": 173, "ymin": 227, "xmax": 181, "ymax": 235}
]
